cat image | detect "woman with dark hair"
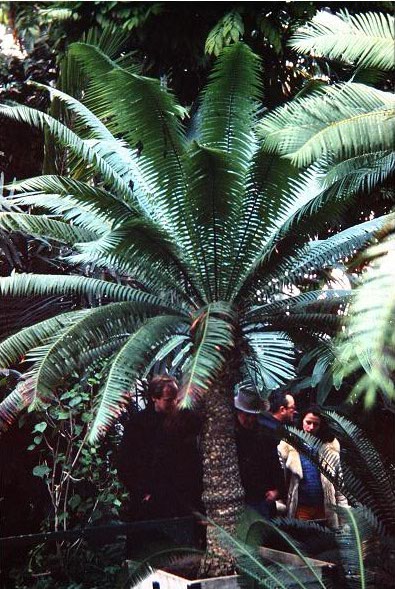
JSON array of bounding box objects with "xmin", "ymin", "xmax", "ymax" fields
[{"xmin": 278, "ymin": 406, "xmax": 348, "ymax": 527}]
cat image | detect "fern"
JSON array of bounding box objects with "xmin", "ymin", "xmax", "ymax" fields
[{"xmin": 290, "ymin": 10, "xmax": 395, "ymax": 71}]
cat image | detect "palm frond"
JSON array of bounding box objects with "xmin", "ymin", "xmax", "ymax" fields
[
  {"xmin": 89, "ymin": 314, "xmax": 184, "ymax": 442},
  {"xmin": 335, "ymin": 230, "xmax": 395, "ymax": 408},
  {"xmin": 0, "ymin": 376, "xmax": 35, "ymax": 433},
  {"xmin": 0, "ymin": 273, "xmax": 178, "ymax": 309},
  {"xmin": 42, "ymin": 80, "xmax": 157, "ymax": 207},
  {"xmin": 289, "ymin": 10, "xmax": 395, "ymax": 71},
  {"xmin": 244, "ymin": 332, "xmax": 295, "ymax": 394},
  {"xmin": 204, "ymin": 10, "xmax": 245, "ymax": 56},
  {"xmin": 8, "ymin": 175, "xmax": 137, "ymax": 233},
  {"xmin": 249, "ymin": 214, "xmax": 395, "ymax": 297},
  {"xmin": 198, "ymin": 42, "xmax": 262, "ymax": 174},
  {"xmin": 322, "ymin": 151, "xmax": 395, "ymax": 193},
  {"xmin": 0, "ymin": 311, "xmax": 84, "ymax": 368},
  {"xmin": 143, "ymin": 334, "xmax": 190, "ymax": 376},
  {"xmin": 259, "ymin": 83, "xmax": 395, "ymax": 167},
  {"xmin": 215, "ymin": 517, "xmax": 327, "ymax": 589},
  {"xmin": 68, "ymin": 42, "xmax": 187, "ymax": 219},
  {"xmin": 32, "ymin": 82, "xmax": 152, "ymax": 204},
  {"xmin": 0, "ymin": 104, "xmax": 133, "ymax": 201},
  {"xmin": 68, "ymin": 217, "xmax": 203, "ymax": 306},
  {"xmin": 0, "ymin": 212, "xmax": 97, "ymax": 244},
  {"xmin": 339, "ymin": 507, "xmax": 366, "ymax": 588},
  {"xmin": 184, "ymin": 143, "xmax": 244, "ymax": 301},
  {"xmin": 234, "ymin": 157, "xmax": 368, "ymax": 300},
  {"xmin": 226, "ymin": 152, "xmax": 301, "ymax": 300},
  {"xmin": 296, "ymin": 344, "xmax": 337, "ymax": 400},
  {"xmin": 27, "ymin": 301, "xmax": 184, "ymax": 403},
  {"xmin": 31, "ymin": 81, "xmax": 115, "ymax": 141},
  {"xmin": 180, "ymin": 302, "xmax": 235, "ymax": 408},
  {"xmin": 246, "ymin": 290, "xmax": 350, "ymax": 323},
  {"xmin": 237, "ymin": 151, "xmax": 394, "ymax": 301},
  {"xmin": 323, "ymin": 410, "xmax": 395, "ymax": 531},
  {"xmin": 281, "ymin": 427, "xmax": 350, "ymax": 515}
]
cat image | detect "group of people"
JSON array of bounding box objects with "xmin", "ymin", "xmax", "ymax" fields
[
  {"xmin": 235, "ymin": 387, "xmax": 348, "ymax": 527},
  {"xmin": 117, "ymin": 375, "xmax": 348, "ymax": 535}
]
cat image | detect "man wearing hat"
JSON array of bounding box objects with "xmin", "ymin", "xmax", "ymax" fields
[{"xmin": 234, "ymin": 387, "xmax": 285, "ymax": 518}]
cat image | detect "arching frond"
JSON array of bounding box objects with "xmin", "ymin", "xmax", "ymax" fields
[
  {"xmin": 229, "ymin": 151, "xmax": 395, "ymax": 302},
  {"xmin": 198, "ymin": 42, "xmax": 262, "ymax": 174},
  {"xmin": 245, "ymin": 290, "xmax": 351, "ymax": 323},
  {"xmin": 247, "ymin": 213, "xmax": 395, "ymax": 297},
  {"xmin": 183, "ymin": 143, "xmax": 243, "ymax": 301},
  {"xmin": 180, "ymin": 302, "xmax": 235, "ymax": 408},
  {"xmin": 0, "ymin": 104, "xmax": 133, "ymax": 201},
  {"xmin": 322, "ymin": 151, "xmax": 395, "ymax": 193},
  {"xmin": 0, "ymin": 311, "xmax": 85, "ymax": 368},
  {"xmin": 143, "ymin": 334, "xmax": 190, "ymax": 376},
  {"xmin": 27, "ymin": 301, "xmax": 182, "ymax": 403},
  {"xmin": 226, "ymin": 152, "xmax": 301, "ymax": 300},
  {"xmin": 8, "ymin": 175, "xmax": 137, "ymax": 233},
  {"xmin": 0, "ymin": 273, "xmax": 179, "ymax": 309},
  {"xmin": 259, "ymin": 83, "xmax": 395, "ymax": 167},
  {"xmin": 0, "ymin": 212, "xmax": 97, "ymax": 244},
  {"xmin": 336, "ymin": 230, "xmax": 395, "ymax": 408},
  {"xmin": 89, "ymin": 314, "xmax": 184, "ymax": 442},
  {"xmin": 204, "ymin": 10, "xmax": 244, "ymax": 56},
  {"xmin": 290, "ymin": 10, "xmax": 395, "ymax": 71},
  {"xmin": 68, "ymin": 42, "xmax": 187, "ymax": 218},
  {"xmin": 31, "ymin": 81, "xmax": 115, "ymax": 141},
  {"xmin": 245, "ymin": 332, "xmax": 295, "ymax": 394},
  {"xmin": 70, "ymin": 216, "xmax": 202, "ymax": 303},
  {"xmin": 323, "ymin": 410, "xmax": 395, "ymax": 531},
  {"xmin": 0, "ymin": 376, "xmax": 35, "ymax": 433},
  {"xmin": 215, "ymin": 516, "xmax": 327, "ymax": 589}
]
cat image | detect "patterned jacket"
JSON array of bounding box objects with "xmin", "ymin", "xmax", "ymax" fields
[{"xmin": 278, "ymin": 438, "xmax": 349, "ymax": 527}]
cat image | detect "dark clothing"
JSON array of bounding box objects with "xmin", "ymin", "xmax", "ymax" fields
[
  {"xmin": 258, "ymin": 411, "xmax": 284, "ymax": 437},
  {"xmin": 258, "ymin": 411, "xmax": 288, "ymax": 504},
  {"xmin": 235, "ymin": 421, "xmax": 285, "ymax": 517},
  {"xmin": 117, "ymin": 407, "xmax": 203, "ymax": 521}
]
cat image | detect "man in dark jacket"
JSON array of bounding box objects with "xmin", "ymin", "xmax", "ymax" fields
[
  {"xmin": 117, "ymin": 375, "xmax": 202, "ymax": 521},
  {"xmin": 234, "ymin": 388, "xmax": 285, "ymax": 518}
]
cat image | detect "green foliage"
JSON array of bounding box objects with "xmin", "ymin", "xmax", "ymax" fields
[
  {"xmin": 71, "ymin": 1, "xmax": 164, "ymax": 33},
  {"xmin": 257, "ymin": 15, "xmax": 283, "ymax": 55},
  {"xmin": 271, "ymin": 9, "xmax": 395, "ymax": 409},
  {"xmin": 10, "ymin": 365, "xmax": 128, "ymax": 588},
  {"xmin": 335, "ymin": 224, "xmax": 395, "ymax": 409},
  {"xmin": 290, "ymin": 10, "xmax": 395, "ymax": 72},
  {"xmin": 205, "ymin": 10, "xmax": 245, "ymax": 56},
  {"xmin": 259, "ymin": 83, "xmax": 395, "ymax": 168},
  {"xmin": 0, "ymin": 26, "xmax": 394, "ymax": 442},
  {"xmin": 27, "ymin": 372, "xmax": 126, "ymax": 527}
]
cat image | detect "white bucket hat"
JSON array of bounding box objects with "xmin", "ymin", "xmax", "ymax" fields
[{"xmin": 234, "ymin": 387, "xmax": 261, "ymax": 414}]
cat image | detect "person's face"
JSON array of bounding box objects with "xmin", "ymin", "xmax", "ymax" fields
[
  {"xmin": 237, "ymin": 410, "xmax": 257, "ymax": 430},
  {"xmin": 279, "ymin": 394, "xmax": 296, "ymax": 423},
  {"xmin": 302, "ymin": 412, "xmax": 321, "ymax": 435},
  {"xmin": 152, "ymin": 385, "xmax": 177, "ymax": 414}
]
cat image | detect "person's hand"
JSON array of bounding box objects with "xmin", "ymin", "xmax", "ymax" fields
[{"xmin": 265, "ymin": 489, "xmax": 279, "ymax": 502}]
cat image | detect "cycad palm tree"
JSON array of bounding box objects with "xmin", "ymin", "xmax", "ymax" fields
[{"xmin": 0, "ymin": 39, "xmax": 392, "ymax": 573}]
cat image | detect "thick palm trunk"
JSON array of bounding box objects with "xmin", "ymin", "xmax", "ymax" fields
[{"xmin": 199, "ymin": 382, "xmax": 244, "ymax": 577}]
